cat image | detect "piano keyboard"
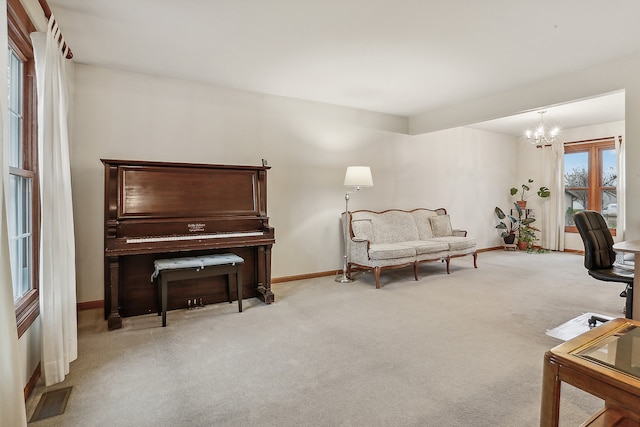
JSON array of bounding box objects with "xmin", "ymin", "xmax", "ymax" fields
[{"xmin": 126, "ymin": 231, "xmax": 265, "ymax": 244}]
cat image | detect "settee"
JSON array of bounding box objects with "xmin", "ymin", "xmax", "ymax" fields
[{"xmin": 344, "ymin": 208, "xmax": 477, "ymax": 288}]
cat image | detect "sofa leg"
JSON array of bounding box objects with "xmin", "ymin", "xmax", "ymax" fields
[
  {"xmin": 473, "ymin": 252, "xmax": 478, "ymax": 269},
  {"xmin": 413, "ymin": 262, "xmax": 419, "ymax": 281},
  {"xmin": 374, "ymin": 267, "xmax": 381, "ymax": 289},
  {"xmin": 445, "ymin": 257, "xmax": 451, "ymax": 274}
]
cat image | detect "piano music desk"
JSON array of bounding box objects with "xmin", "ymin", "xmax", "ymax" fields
[{"xmin": 152, "ymin": 253, "xmax": 244, "ymax": 327}]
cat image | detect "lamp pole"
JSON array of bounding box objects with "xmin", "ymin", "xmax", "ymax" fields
[{"xmin": 336, "ymin": 188, "xmax": 359, "ymax": 283}]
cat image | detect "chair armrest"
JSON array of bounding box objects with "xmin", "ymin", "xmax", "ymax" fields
[{"xmin": 452, "ymin": 229, "xmax": 467, "ymax": 237}]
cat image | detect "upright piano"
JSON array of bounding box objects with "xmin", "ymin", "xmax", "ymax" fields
[{"xmin": 102, "ymin": 159, "xmax": 275, "ymax": 330}]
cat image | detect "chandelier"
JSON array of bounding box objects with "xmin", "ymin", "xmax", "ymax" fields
[{"xmin": 525, "ymin": 111, "xmax": 559, "ymax": 145}]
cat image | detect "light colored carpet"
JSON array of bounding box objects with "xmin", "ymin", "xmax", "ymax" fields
[{"xmin": 26, "ymin": 250, "xmax": 626, "ymax": 426}]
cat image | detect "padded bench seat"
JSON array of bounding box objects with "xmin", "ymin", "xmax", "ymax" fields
[{"xmin": 151, "ymin": 253, "xmax": 244, "ymax": 327}]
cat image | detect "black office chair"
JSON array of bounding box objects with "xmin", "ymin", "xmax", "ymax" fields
[{"xmin": 574, "ymin": 210, "xmax": 633, "ymax": 321}]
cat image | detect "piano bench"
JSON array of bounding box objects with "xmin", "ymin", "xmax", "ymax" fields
[{"xmin": 151, "ymin": 253, "xmax": 244, "ymax": 327}]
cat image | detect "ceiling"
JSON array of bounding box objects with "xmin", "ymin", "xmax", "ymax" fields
[{"xmin": 48, "ymin": 0, "xmax": 636, "ymax": 130}]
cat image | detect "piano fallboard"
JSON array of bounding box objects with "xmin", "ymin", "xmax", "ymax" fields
[{"xmin": 106, "ymin": 228, "xmax": 275, "ymax": 256}]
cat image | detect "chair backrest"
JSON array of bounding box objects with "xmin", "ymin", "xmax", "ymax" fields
[{"xmin": 574, "ymin": 210, "xmax": 616, "ymax": 270}]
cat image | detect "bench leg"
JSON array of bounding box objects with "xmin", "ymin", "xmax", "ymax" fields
[
  {"xmin": 237, "ymin": 266, "xmax": 243, "ymax": 313},
  {"xmin": 161, "ymin": 278, "xmax": 168, "ymax": 327},
  {"xmin": 226, "ymin": 273, "xmax": 233, "ymax": 304}
]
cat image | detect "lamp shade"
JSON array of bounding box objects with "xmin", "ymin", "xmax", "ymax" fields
[{"xmin": 344, "ymin": 166, "xmax": 373, "ymax": 187}]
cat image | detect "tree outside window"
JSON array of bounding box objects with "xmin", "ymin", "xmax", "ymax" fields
[{"xmin": 564, "ymin": 138, "xmax": 617, "ymax": 231}]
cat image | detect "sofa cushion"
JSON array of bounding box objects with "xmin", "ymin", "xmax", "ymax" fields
[
  {"xmin": 403, "ymin": 240, "xmax": 449, "ymax": 255},
  {"xmin": 370, "ymin": 211, "xmax": 419, "ymax": 244},
  {"xmin": 351, "ymin": 218, "xmax": 373, "ymax": 241},
  {"xmin": 431, "ymin": 236, "xmax": 477, "ymax": 251},
  {"xmin": 409, "ymin": 209, "xmax": 438, "ymax": 239},
  {"xmin": 368, "ymin": 243, "xmax": 416, "ymax": 260},
  {"xmin": 429, "ymin": 215, "xmax": 453, "ymax": 237}
]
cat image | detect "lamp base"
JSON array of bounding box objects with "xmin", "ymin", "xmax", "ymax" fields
[{"xmin": 335, "ymin": 273, "xmax": 354, "ymax": 283}]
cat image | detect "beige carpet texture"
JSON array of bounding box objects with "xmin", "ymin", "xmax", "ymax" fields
[{"xmin": 26, "ymin": 250, "xmax": 625, "ymax": 426}]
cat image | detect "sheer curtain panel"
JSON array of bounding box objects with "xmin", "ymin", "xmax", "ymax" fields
[
  {"xmin": 616, "ymin": 136, "xmax": 626, "ymax": 239},
  {"xmin": 31, "ymin": 17, "xmax": 77, "ymax": 386},
  {"xmin": 540, "ymin": 139, "xmax": 565, "ymax": 251}
]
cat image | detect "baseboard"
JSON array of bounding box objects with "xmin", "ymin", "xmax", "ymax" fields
[
  {"xmin": 479, "ymin": 246, "xmax": 502, "ymax": 252},
  {"xmin": 77, "ymin": 300, "xmax": 104, "ymax": 311},
  {"xmin": 24, "ymin": 362, "xmax": 40, "ymax": 401},
  {"xmin": 272, "ymin": 270, "xmax": 336, "ymax": 283}
]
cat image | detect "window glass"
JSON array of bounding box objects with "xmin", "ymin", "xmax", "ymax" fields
[
  {"xmin": 564, "ymin": 140, "xmax": 617, "ymax": 229},
  {"xmin": 8, "ymin": 0, "xmax": 40, "ymax": 337},
  {"xmin": 9, "ymin": 175, "xmax": 32, "ymax": 301},
  {"xmin": 601, "ymin": 148, "xmax": 617, "ymax": 228},
  {"xmin": 8, "ymin": 49, "xmax": 22, "ymax": 167},
  {"xmin": 564, "ymin": 152, "xmax": 588, "ymax": 226}
]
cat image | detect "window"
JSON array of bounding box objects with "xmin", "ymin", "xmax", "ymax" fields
[
  {"xmin": 564, "ymin": 138, "xmax": 617, "ymax": 232},
  {"xmin": 8, "ymin": 0, "xmax": 39, "ymax": 337}
]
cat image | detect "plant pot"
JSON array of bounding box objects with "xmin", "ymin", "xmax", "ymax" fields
[
  {"xmin": 516, "ymin": 200, "xmax": 527, "ymax": 209},
  {"xmin": 503, "ymin": 234, "xmax": 516, "ymax": 244},
  {"xmin": 517, "ymin": 241, "xmax": 528, "ymax": 250}
]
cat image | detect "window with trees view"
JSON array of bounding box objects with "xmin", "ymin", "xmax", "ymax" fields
[
  {"xmin": 564, "ymin": 138, "xmax": 617, "ymax": 231},
  {"xmin": 8, "ymin": 0, "xmax": 39, "ymax": 337}
]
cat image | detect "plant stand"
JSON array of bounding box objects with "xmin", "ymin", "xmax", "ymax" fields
[{"xmin": 502, "ymin": 243, "xmax": 517, "ymax": 251}]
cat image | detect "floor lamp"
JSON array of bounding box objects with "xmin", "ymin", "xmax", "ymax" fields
[{"xmin": 336, "ymin": 166, "xmax": 374, "ymax": 283}]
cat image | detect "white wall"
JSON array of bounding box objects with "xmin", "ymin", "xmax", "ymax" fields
[
  {"xmin": 410, "ymin": 51, "xmax": 640, "ymax": 243},
  {"xmin": 394, "ymin": 127, "xmax": 517, "ymax": 246},
  {"xmin": 71, "ymin": 65, "xmax": 409, "ymax": 302},
  {"xmin": 71, "ymin": 65, "xmax": 517, "ymax": 303}
]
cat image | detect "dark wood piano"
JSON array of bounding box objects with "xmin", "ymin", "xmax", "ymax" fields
[{"xmin": 102, "ymin": 159, "xmax": 275, "ymax": 330}]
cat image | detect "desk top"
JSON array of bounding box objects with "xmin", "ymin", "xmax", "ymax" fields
[
  {"xmin": 613, "ymin": 240, "xmax": 640, "ymax": 254},
  {"xmin": 548, "ymin": 318, "xmax": 640, "ymax": 387}
]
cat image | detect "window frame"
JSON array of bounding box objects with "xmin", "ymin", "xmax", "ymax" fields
[
  {"xmin": 564, "ymin": 138, "xmax": 617, "ymax": 235},
  {"xmin": 8, "ymin": 0, "xmax": 40, "ymax": 338}
]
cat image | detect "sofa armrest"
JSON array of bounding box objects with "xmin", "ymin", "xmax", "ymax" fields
[
  {"xmin": 349, "ymin": 238, "xmax": 371, "ymax": 263},
  {"xmin": 452, "ymin": 229, "xmax": 467, "ymax": 237}
]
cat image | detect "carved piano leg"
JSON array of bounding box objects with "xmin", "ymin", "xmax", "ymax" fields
[
  {"xmin": 256, "ymin": 245, "xmax": 275, "ymax": 304},
  {"xmin": 107, "ymin": 257, "xmax": 123, "ymax": 330}
]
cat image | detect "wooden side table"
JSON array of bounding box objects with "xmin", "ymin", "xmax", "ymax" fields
[{"xmin": 540, "ymin": 318, "xmax": 640, "ymax": 426}]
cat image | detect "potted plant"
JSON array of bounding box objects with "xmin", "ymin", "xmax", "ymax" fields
[
  {"xmin": 510, "ymin": 178, "xmax": 551, "ymax": 208},
  {"xmin": 518, "ymin": 223, "xmax": 540, "ymax": 251},
  {"xmin": 495, "ymin": 203, "xmax": 537, "ymax": 247},
  {"xmin": 494, "ymin": 206, "xmax": 517, "ymax": 244}
]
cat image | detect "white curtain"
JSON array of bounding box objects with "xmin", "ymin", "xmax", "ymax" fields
[
  {"xmin": 31, "ymin": 17, "xmax": 77, "ymax": 387},
  {"xmin": 541, "ymin": 139, "xmax": 565, "ymax": 251},
  {"xmin": 616, "ymin": 136, "xmax": 626, "ymax": 240}
]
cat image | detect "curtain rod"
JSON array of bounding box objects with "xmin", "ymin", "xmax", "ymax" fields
[
  {"xmin": 536, "ymin": 135, "xmax": 620, "ymax": 148},
  {"xmin": 37, "ymin": 0, "xmax": 73, "ymax": 59}
]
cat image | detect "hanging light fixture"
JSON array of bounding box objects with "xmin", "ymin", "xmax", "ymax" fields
[{"xmin": 525, "ymin": 111, "xmax": 559, "ymax": 145}]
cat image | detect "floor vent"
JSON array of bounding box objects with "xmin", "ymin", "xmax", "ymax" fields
[{"xmin": 29, "ymin": 386, "xmax": 72, "ymax": 423}]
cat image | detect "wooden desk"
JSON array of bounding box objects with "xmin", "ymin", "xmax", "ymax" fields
[
  {"xmin": 612, "ymin": 240, "xmax": 640, "ymax": 321},
  {"xmin": 540, "ymin": 318, "xmax": 640, "ymax": 426}
]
